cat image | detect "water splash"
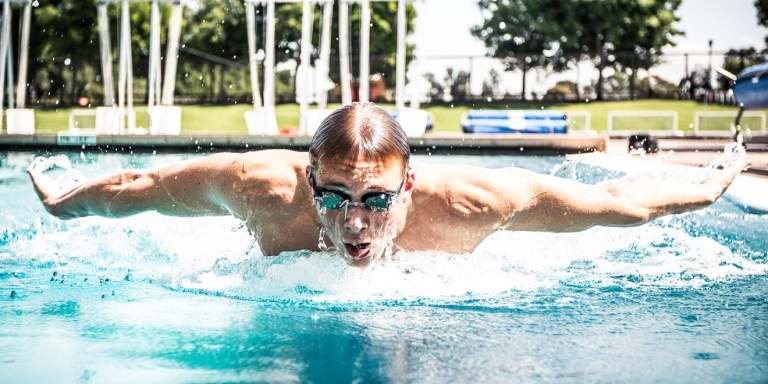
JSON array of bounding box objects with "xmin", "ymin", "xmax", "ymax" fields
[
  {"xmin": 27, "ymin": 155, "xmax": 86, "ymax": 190},
  {"xmin": 5, "ymin": 153, "xmax": 766, "ymax": 304}
]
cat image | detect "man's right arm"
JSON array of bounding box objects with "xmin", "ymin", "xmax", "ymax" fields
[{"xmin": 27, "ymin": 152, "xmax": 247, "ymax": 219}]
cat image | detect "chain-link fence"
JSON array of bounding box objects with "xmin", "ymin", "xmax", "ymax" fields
[{"xmin": 16, "ymin": 49, "xmax": 763, "ymax": 107}]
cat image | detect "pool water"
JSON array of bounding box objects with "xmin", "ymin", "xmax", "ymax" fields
[{"xmin": 1, "ymin": 151, "xmax": 767, "ymax": 383}]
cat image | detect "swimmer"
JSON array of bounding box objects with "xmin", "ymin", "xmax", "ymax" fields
[{"xmin": 27, "ymin": 103, "xmax": 749, "ymax": 268}]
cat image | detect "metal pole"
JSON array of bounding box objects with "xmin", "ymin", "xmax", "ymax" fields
[
  {"xmin": 708, "ymin": 39, "xmax": 714, "ymax": 90},
  {"xmin": 161, "ymin": 1, "xmax": 183, "ymax": 106},
  {"xmin": 0, "ymin": 0, "xmax": 10, "ymax": 113},
  {"xmin": 245, "ymin": 0, "xmax": 262, "ymax": 108},
  {"xmin": 118, "ymin": 0, "xmax": 129, "ymax": 132},
  {"xmin": 126, "ymin": 1, "xmax": 135, "ymax": 131},
  {"xmin": 395, "ymin": 0, "xmax": 405, "ymax": 111},
  {"xmin": 15, "ymin": 0, "xmax": 31, "ymax": 108},
  {"xmin": 299, "ymin": 0, "xmax": 312, "ymax": 134},
  {"xmin": 359, "ymin": 0, "xmax": 370, "ymax": 102},
  {"xmin": 264, "ymin": 0, "xmax": 275, "ymax": 108},
  {"xmin": 339, "ymin": 0, "xmax": 351, "ymax": 104},
  {"xmin": 97, "ymin": 1, "xmax": 115, "ymax": 106},
  {"xmin": 148, "ymin": 0, "xmax": 161, "ymax": 107},
  {"xmin": 5, "ymin": 34, "xmax": 13, "ymax": 111},
  {"xmin": 317, "ymin": 0, "xmax": 333, "ymax": 108}
]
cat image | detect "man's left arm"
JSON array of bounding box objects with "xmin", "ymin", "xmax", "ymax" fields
[{"xmin": 503, "ymin": 158, "xmax": 748, "ymax": 232}]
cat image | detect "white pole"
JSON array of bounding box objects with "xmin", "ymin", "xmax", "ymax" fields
[
  {"xmin": 126, "ymin": 1, "xmax": 135, "ymax": 131},
  {"xmin": 359, "ymin": 0, "xmax": 370, "ymax": 102},
  {"xmin": 395, "ymin": 0, "xmax": 406, "ymax": 112},
  {"xmin": 298, "ymin": 0, "xmax": 312, "ymax": 134},
  {"xmin": 148, "ymin": 0, "xmax": 161, "ymax": 107},
  {"xmin": 15, "ymin": 0, "xmax": 31, "ymax": 108},
  {"xmin": 315, "ymin": 0, "xmax": 333, "ymax": 109},
  {"xmin": 245, "ymin": 0, "xmax": 262, "ymax": 108},
  {"xmin": 264, "ymin": 0, "xmax": 275, "ymax": 108},
  {"xmin": 317, "ymin": 0, "xmax": 333, "ymax": 109},
  {"xmin": 118, "ymin": 0, "xmax": 129, "ymax": 133},
  {"xmin": 161, "ymin": 1, "xmax": 183, "ymax": 106},
  {"xmin": 339, "ymin": 0, "xmax": 351, "ymax": 104},
  {"xmin": 0, "ymin": 0, "xmax": 10, "ymax": 117},
  {"xmin": 97, "ymin": 1, "xmax": 115, "ymax": 106}
]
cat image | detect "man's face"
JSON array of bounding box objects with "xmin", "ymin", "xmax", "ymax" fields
[{"xmin": 308, "ymin": 156, "xmax": 412, "ymax": 268}]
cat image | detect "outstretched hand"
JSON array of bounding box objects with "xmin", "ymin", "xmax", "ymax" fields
[
  {"xmin": 26, "ymin": 155, "xmax": 86, "ymax": 217},
  {"xmin": 27, "ymin": 157, "xmax": 63, "ymax": 209},
  {"xmin": 701, "ymin": 155, "xmax": 751, "ymax": 199}
]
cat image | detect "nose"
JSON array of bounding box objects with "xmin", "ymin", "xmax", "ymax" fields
[{"xmin": 343, "ymin": 206, "xmax": 368, "ymax": 234}]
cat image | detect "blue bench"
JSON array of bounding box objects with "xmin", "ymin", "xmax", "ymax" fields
[{"xmin": 461, "ymin": 110, "xmax": 567, "ymax": 134}]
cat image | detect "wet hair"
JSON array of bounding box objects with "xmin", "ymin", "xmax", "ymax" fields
[{"xmin": 309, "ymin": 102, "xmax": 410, "ymax": 169}]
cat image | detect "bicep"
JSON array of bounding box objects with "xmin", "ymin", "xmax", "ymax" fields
[{"xmin": 151, "ymin": 153, "xmax": 244, "ymax": 217}]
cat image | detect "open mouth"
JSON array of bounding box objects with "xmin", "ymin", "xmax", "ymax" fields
[{"xmin": 344, "ymin": 242, "xmax": 372, "ymax": 260}]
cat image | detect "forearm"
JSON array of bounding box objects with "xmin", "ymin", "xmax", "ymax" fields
[
  {"xmin": 601, "ymin": 179, "xmax": 721, "ymax": 222},
  {"xmin": 28, "ymin": 169, "xmax": 165, "ymax": 219}
]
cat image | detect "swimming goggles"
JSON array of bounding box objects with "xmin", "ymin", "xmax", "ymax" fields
[{"xmin": 310, "ymin": 167, "xmax": 406, "ymax": 212}]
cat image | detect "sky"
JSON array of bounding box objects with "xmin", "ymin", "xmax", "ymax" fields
[{"xmin": 407, "ymin": 0, "xmax": 768, "ymax": 98}]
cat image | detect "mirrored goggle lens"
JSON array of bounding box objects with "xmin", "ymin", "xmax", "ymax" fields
[
  {"xmin": 320, "ymin": 193, "xmax": 346, "ymax": 209},
  {"xmin": 319, "ymin": 192, "xmax": 392, "ymax": 212},
  {"xmin": 363, "ymin": 194, "xmax": 390, "ymax": 211}
]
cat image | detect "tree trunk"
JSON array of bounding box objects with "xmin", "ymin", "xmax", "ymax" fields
[
  {"xmin": 58, "ymin": 65, "xmax": 65, "ymax": 105},
  {"xmin": 217, "ymin": 64, "xmax": 226, "ymax": 103},
  {"xmin": 629, "ymin": 53, "xmax": 636, "ymax": 100},
  {"xmin": 70, "ymin": 58, "xmax": 78, "ymax": 106},
  {"xmin": 521, "ymin": 62, "xmax": 528, "ymax": 101},
  {"xmin": 596, "ymin": 63, "xmax": 604, "ymax": 101},
  {"xmin": 596, "ymin": 36, "xmax": 604, "ymax": 101}
]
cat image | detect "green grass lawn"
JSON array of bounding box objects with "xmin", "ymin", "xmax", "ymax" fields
[{"xmin": 17, "ymin": 100, "xmax": 765, "ymax": 135}]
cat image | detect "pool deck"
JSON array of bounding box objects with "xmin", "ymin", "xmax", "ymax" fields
[
  {"xmin": 1, "ymin": 132, "xmax": 766, "ymax": 177},
  {"xmin": 604, "ymin": 137, "xmax": 768, "ymax": 178}
]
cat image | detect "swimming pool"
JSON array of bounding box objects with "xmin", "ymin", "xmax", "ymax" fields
[{"xmin": 1, "ymin": 150, "xmax": 767, "ymax": 383}]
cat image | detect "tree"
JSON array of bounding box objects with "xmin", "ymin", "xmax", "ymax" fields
[
  {"xmin": 544, "ymin": 81, "xmax": 577, "ymax": 101},
  {"xmin": 423, "ymin": 73, "xmax": 444, "ymax": 102},
  {"xmin": 481, "ymin": 69, "xmax": 502, "ymax": 99},
  {"xmin": 29, "ymin": 1, "xmax": 101, "ymax": 105},
  {"xmin": 443, "ymin": 67, "xmax": 471, "ymax": 102},
  {"xmin": 184, "ymin": 0, "xmax": 249, "ymax": 103},
  {"xmin": 472, "ymin": 0, "xmax": 560, "ymax": 100},
  {"xmin": 25, "ymin": 0, "xmax": 416, "ymax": 106},
  {"xmin": 755, "ymin": 0, "xmax": 768, "ymax": 46},
  {"xmin": 28, "ymin": 1, "xmax": 159, "ymax": 106},
  {"xmin": 717, "ymin": 48, "xmax": 767, "ymax": 89},
  {"xmin": 184, "ymin": 1, "xmax": 417, "ymax": 102},
  {"xmin": 757, "ymin": 0, "xmax": 768, "ymax": 26},
  {"xmin": 473, "ymin": 0, "xmax": 683, "ymax": 101}
]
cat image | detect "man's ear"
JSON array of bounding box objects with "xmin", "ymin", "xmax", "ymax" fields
[{"xmin": 403, "ymin": 167, "xmax": 416, "ymax": 200}]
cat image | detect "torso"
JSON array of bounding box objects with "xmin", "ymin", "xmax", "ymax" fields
[{"xmin": 235, "ymin": 151, "xmax": 508, "ymax": 256}]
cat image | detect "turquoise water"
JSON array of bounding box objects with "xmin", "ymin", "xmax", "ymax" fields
[{"xmin": 1, "ymin": 151, "xmax": 767, "ymax": 383}]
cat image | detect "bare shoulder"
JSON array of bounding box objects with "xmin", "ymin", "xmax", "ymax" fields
[
  {"xmin": 411, "ymin": 162, "xmax": 536, "ymax": 226},
  {"xmin": 222, "ymin": 150, "xmax": 309, "ymax": 217},
  {"xmin": 160, "ymin": 150, "xmax": 310, "ymax": 220}
]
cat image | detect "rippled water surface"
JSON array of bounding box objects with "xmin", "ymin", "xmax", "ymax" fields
[{"xmin": 1, "ymin": 151, "xmax": 767, "ymax": 383}]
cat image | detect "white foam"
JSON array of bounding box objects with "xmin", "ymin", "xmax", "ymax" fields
[
  {"xmin": 8, "ymin": 152, "xmax": 766, "ymax": 303},
  {"xmin": 14, "ymin": 210, "xmax": 764, "ymax": 302}
]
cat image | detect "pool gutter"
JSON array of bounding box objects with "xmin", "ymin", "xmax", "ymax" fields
[{"xmin": 0, "ymin": 133, "xmax": 609, "ymax": 156}]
